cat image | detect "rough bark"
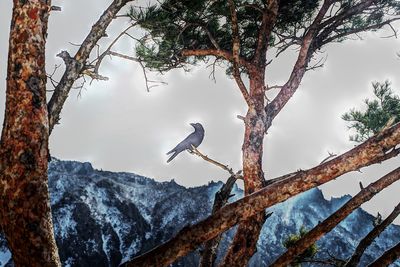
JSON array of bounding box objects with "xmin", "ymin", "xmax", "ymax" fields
[
  {"xmin": 219, "ymin": 71, "xmax": 267, "ymax": 267},
  {"xmin": 0, "ymin": 1, "xmax": 61, "ymax": 266},
  {"xmin": 345, "ymin": 202, "xmax": 400, "ymax": 267},
  {"xmin": 122, "ymin": 123, "xmax": 400, "ymax": 267},
  {"xmin": 368, "ymin": 242, "xmax": 400, "ymax": 267},
  {"xmin": 216, "ymin": 2, "xmax": 281, "ymax": 265},
  {"xmin": 199, "ymin": 175, "xmax": 238, "ymax": 267},
  {"xmin": 270, "ymin": 167, "xmax": 400, "ymax": 267},
  {"xmin": 47, "ymin": 0, "xmax": 133, "ymax": 133}
]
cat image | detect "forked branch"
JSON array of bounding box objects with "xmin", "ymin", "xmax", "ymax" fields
[{"xmin": 47, "ymin": 0, "xmax": 135, "ymax": 134}]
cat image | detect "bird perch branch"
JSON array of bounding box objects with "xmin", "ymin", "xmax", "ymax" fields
[{"xmin": 189, "ymin": 146, "xmax": 240, "ymax": 178}]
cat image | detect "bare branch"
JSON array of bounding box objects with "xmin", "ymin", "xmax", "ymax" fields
[
  {"xmin": 91, "ymin": 23, "xmax": 137, "ymax": 74},
  {"xmin": 81, "ymin": 69, "xmax": 109, "ymax": 81},
  {"xmin": 46, "ymin": 64, "xmax": 62, "ymax": 90},
  {"xmin": 190, "ymin": 146, "xmax": 238, "ymax": 177},
  {"xmin": 320, "ymin": 151, "xmax": 337, "ymax": 164},
  {"xmin": 199, "ymin": 174, "xmax": 240, "ymax": 267},
  {"xmin": 270, "ymin": 167, "xmax": 400, "ymax": 267},
  {"xmin": 345, "ymin": 202, "xmax": 400, "ymax": 267},
  {"xmin": 253, "ymin": 0, "xmax": 279, "ymax": 65},
  {"xmin": 265, "ymin": 84, "xmax": 283, "ymax": 91},
  {"xmin": 107, "ymin": 51, "xmax": 167, "ymax": 92},
  {"xmin": 321, "ymin": 18, "xmax": 400, "ymax": 46},
  {"xmin": 47, "ymin": 0, "xmax": 135, "ymax": 134},
  {"xmin": 181, "ymin": 49, "xmax": 252, "ymax": 69},
  {"xmin": 264, "ymin": 0, "xmax": 334, "ymax": 132},
  {"xmin": 50, "ymin": 6, "xmax": 61, "ymax": 12}
]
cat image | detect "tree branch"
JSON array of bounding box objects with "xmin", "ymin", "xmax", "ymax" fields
[
  {"xmin": 264, "ymin": 0, "xmax": 333, "ymax": 132},
  {"xmin": 270, "ymin": 167, "xmax": 400, "ymax": 267},
  {"xmin": 253, "ymin": 0, "xmax": 278, "ymax": 66},
  {"xmin": 189, "ymin": 146, "xmax": 243, "ymax": 267},
  {"xmin": 106, "ymin": 51, "xmax": 166, "ymax": 92},
  {"xmin": 190, "ymin": 146, "xmax": 238, "ymax": 177},
  {"xmin": 368, "ymin": 242, "xmax": 400, "ymax": 267},
  {"xmin": 121, "ymin": 123, "xmax": 400, "ymax": 267},
  {"xmin": 199, "ymin": 174, "xmax": 240, "ymax": 267},
  {"xmin": 91, "ymin": 22, "xmax": 137, "ymax": 75},
  {"xmin": 228, "ymin": 0, "xmax": 253, "ymax": 108},
  {"xmin": 47, "ymin": 0, "xmax": 135, "ymax": 134},
  {"xmin": 181, "ymin": 49, "xmax": 253, "ymax": 71},
  {"xmin": 320, "ymin": 18, "xmax": 400, "ymax": 47},
  {"xmin": 345, "ymin": 202, "xmax": 400, "ymax": 267}
]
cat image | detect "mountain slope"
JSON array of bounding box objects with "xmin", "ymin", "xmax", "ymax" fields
[{"xmin": 0, "ymin": 158, "xmax": 399, "ymax": 266}]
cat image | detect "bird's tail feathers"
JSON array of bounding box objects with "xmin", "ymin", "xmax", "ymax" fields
[
  {"xmin": 167, "ymin": 152, "xmax": 178, "ymax": 163},
  {"xmin": 166, "ymin": 148, "xmax": 175, "ymax": 155}
]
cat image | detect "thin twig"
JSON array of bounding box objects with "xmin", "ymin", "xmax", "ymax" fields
[
  {"xmin": 190, "ymin": 145, "xmax": 238, "ymax": 177},
  {"xmin": 320, "ymin": 151, "xmax": 337, "ymax": 164}
]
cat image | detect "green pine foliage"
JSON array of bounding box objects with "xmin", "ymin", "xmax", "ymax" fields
[
  {"xmin": 342, "ymin": 81, "xmax": 400, "ymax": 142},
  {"xmin": 129, "ymin": 0, "xmax": 318, "ymax": 70},
  {"xmin": 128, "ymin": 0, "xmax": 400, "ymax": 73},
  {"xmin": 282, "ymin": 226, "xmax": 318, "ymax": 267}
]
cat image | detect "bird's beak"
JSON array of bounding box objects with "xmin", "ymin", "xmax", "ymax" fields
[{"xmin": 190, "ymin": 123, "xmax": 195, "ymax": 127}]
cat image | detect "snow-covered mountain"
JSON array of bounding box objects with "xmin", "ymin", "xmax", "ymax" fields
[{"xmin": 0, "ymin": 158, "xmax": 399, "ymax": 266}]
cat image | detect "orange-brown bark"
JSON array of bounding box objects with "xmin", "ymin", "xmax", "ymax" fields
[
  {"xmin": 264, "ymin": 0, "xmax": 332, "ymax": 131},
  {"xmin": 219, "ymin": 71, "xmax": 267, "ymax": 267},
  {"xmin": 368, "ymin": 242, "xmax": 400, "ymax": 267},
  {"xmin": 270, "ymin": 167, "xmax": 400, "ymax": 267},
  {"xmin": 0, "ymin": 1, "xmax": 60, "ymax": 266},
  {"xmin": 217, "ymin": 1, "xmax": 278, "ymax": 262},
  {"xmin": 123, "ymin": 123, "xmax": 400, "ymax": 267}
]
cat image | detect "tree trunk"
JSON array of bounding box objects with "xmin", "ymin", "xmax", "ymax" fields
[
  {"xmin": 219, "ymin": 71, "xmax": 267, "ymax": 267},
  {"xmin": 0, "ymin": 1, "xmax": 60, "ymax": 266}
]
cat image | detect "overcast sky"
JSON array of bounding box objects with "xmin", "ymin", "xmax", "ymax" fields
[{"xmin": 1, "ymin": 0, "xmax": 400, "ymax": 221}]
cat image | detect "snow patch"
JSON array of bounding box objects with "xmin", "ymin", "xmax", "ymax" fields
[
  {"xmin": 0, "ymin": 249, "xmax": 11, "ymax": 266},
  {"xmin": 54, "ymin": 205, "xmax": 77, "ymax": 239},
  {"xmin": 64, "ymin": 257, "xmax": 74, "ymax": 267}
]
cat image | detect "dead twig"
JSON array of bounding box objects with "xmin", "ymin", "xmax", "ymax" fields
[
  {"xmin": 190, "ymin": 145, "xmax": 239, "ymax": 178},
  {"xmin": 320, "ymin": 151, "xmax": 337, "ymax": 164}
]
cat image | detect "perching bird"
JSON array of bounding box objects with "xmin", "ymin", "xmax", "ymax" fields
[{"xmin": 166, "ymin": 123, "xmax": 205, "ymax": 163}]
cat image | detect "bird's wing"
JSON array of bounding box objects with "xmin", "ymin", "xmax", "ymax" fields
[{"xmin": 179, "ymin": 132, "xmax": 200, "ymax": 149}]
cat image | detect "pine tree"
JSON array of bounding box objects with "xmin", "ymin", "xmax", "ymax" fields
[
  {"xmin": 126, "ymin": 1, "xmax": 400, "ymax": 266},
  {"xmin": 343, "ymin": 81, "xmax": 400, "ymax": 142}
]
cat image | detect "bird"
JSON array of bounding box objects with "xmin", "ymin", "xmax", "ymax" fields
[{"xmin": 166, "ymin": 123, "xmax": 205, "ymax": 163}]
